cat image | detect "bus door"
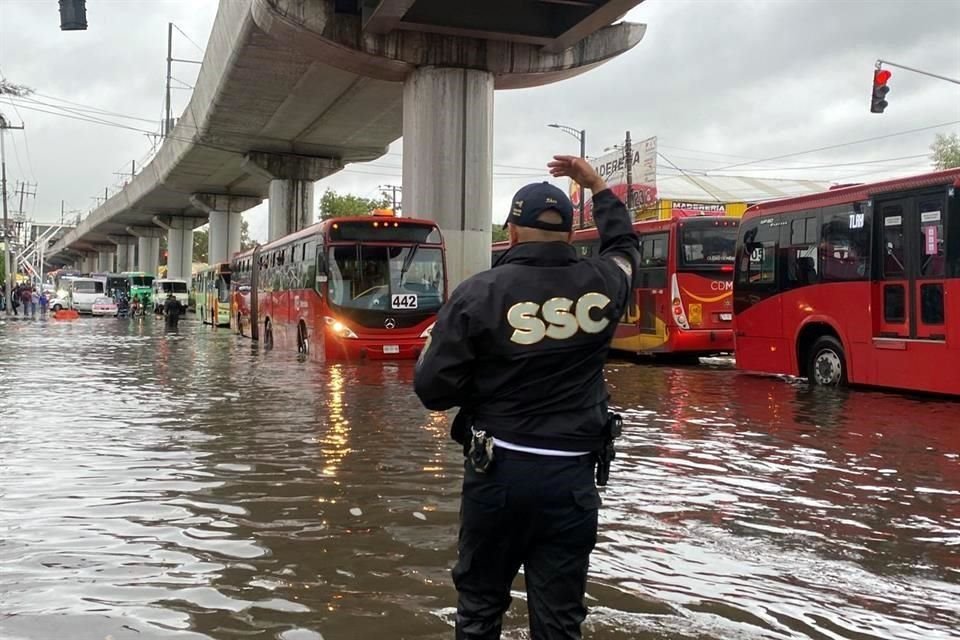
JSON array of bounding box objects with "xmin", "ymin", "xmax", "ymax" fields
[
  {"xmin": 877, "ymin": 193, "xmax": 947, "ymax": 340},
  {"xmin": 636, "ymin": 232, "xmax": 669, "ymax": 348}
]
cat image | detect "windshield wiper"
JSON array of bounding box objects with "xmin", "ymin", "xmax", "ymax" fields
[{"xmin": 399, "ymin": 243, "xmax": 420, "ymax": 283}]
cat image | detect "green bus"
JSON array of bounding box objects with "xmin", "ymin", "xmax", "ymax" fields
[{"xmin": 122, "ymin": 271, "xmax": 155, "ymax": 305}]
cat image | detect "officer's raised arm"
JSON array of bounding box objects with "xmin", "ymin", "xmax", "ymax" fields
[{"xmin": 548, "ymin": 155, "xmax": 640, "ymax": 284}]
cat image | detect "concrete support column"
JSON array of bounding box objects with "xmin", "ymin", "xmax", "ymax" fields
[
  {"xmin": 97, "ymin": 250, "xmax": 115, "ymax": 273},
  {"xmin": 402, "ymin": 67, "xmax": 494, "ymax": 289},
  {"xmin": 189, "ymin": 194, "xmax": 261, "ymax": 264},
  {"xmin": 109, "ymin": 235, "xmax": 137, "ymax": 273},
  {"xmin": 267, "ymin": 180, "xmax": 313, "ymax": 241},
  {"xmin": 81, "ymin": 253, "xmax": 97, "ymax": 273},
  {"xmin": 127, "ymin": 226, "xmax": 164, "ymax": 276},
  {"xmin": 153, "ymin": 216, "xmax": 205, "ymax": 280},
  {"xmin": 138, "ymin": 238, "xmax": 160, "ymax": 276},
  {"xmin": 242, "ymin": 152, "xmax": 341, "ymax": 241}
]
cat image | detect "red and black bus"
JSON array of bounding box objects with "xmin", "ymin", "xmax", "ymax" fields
[
  {"xmin": 493, "ymin": 215, "xmax": 739, "ymax": 358},
  {"xmin": 232, "ymin": 214, "xmax": 446, "ymax": 360},
  {"xmin": 734, "ymin": 168, "xmax": 960, "ymax": 395}
]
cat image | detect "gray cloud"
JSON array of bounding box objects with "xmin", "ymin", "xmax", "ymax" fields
[{"xmin": 1, "ymin": 0, "xmax": 957, "ymax": 239}]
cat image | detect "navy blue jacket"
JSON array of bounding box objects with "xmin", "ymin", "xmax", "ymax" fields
[{"xmin": 414, "ymin": 189, "xmax": 639, "ymax": 452}]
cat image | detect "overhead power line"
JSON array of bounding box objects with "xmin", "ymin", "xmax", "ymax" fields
[{"xmin": 713, "ymin": 120, "xmax": 960, "ymax": 171}]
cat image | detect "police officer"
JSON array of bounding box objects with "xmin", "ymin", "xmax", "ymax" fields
[{"xmin": 414, "ymin": 155, "xmax": 639, "ymax": 640}]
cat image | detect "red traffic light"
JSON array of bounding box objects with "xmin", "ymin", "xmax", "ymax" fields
[{"xmin": 870, "ymin": 68, "xmax": 891, "ymax": 114}]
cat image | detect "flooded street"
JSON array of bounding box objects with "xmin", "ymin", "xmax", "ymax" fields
[{"xmin": 1, "ymin": 316, "xmax": 958, "ymax": 640}]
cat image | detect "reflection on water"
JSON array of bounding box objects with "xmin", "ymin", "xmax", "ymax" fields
[{"xmin": 0, "ymin": 317, "xmax": 957, "ymax": 640}]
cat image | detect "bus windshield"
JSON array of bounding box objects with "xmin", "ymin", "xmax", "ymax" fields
[
  {"xmin": 130, "ymin": 276, "xmax": 154, "ymax": 287},
  {"xmin": 679, "ymin": 223, "xmax": 737, "ymax": 270},
  {"xmin": 160, "ymin": 281, "xmax": 188, "ymax": 293},
  {"xmin": 327, "ymin": 244, "xmax": 445, "ymax": 312}
]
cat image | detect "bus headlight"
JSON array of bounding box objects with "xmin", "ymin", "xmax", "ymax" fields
[
  {"xmin": 420, "ymin": 322, "xmax": 435, "ymax": 338},
  {"xmin": 324, "ymin": 316, "xmax": 358, "ymax": 339}
]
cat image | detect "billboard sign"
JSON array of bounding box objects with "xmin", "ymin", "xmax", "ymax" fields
[{"xmin": 570, "ymin": 135, "xmax": 657, "ymax": 226}]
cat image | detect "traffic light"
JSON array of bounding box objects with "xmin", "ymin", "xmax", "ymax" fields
[
  {"xmin": 871, "ymin": 68, "xmax": 892, "ymax": 113},
  {"xmin": 59, "ymin": 0, "xmax": 87, "ymax": 30}
]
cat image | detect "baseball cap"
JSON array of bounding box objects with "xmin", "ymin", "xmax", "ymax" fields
[{"xmin": 503, "ymin": 182, "xmax": 574, "ymax": 232}]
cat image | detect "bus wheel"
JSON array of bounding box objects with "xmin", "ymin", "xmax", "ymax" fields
[
  {"xmin": 297, "ymin": 321, "xmax": 309, "ymax": 354},
  {"xmin": 808, "ymin": 336, "xmax": 846, "ymax": 386},
  {"xmin": 264, "ymin": 319, "xmax": 274, "ymax": 350}
]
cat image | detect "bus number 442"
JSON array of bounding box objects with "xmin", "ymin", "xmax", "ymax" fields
[{"xmin": 392, "ymin": 294, "xmax": 418, "ymax": 309}]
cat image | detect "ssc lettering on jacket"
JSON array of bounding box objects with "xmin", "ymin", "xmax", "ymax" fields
[{"xmin": 507, "ymin": 292, "xmax": 612, "ymax": 345}]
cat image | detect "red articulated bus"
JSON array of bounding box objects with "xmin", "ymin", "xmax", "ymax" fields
[
  {"xmin": 493, "ymin": 215, "xmax": 739, "ymax": 358},
  {"xmin": 733, "ymin": 168, "xmax": 960, "ymax": 395},
  {"xmin": 231, "ymin": 214, "xmax": 446, "ymax": 360}
]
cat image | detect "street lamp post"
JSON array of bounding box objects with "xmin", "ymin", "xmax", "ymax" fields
[{"xmin": 547, "ymin": 123, "xmax": 586, "ymax": 229}]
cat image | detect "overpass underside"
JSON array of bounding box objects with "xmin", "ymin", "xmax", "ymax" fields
[{"xmin": 49, "ymin": 0, "xmax": 646, "ymax": 287}]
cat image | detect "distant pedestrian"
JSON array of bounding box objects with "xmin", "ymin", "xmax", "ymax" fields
[
  {"xmin": 30, "ymin": 288, "xmax": 39, "ymax": 317},
  {"xmin": 38, "ymin": 291, "xmax": 49, "ymax": 318},
  {"xmin": 20, "ymin": 287, "xmax": 32, "ymax": 318}
]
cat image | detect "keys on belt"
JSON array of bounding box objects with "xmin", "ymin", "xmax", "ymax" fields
[{"xmin": 468, "ymin": 429, "xmax": 495, "ymax": 473}]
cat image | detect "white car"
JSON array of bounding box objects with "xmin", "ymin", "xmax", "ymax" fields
[
  {"xmin": 48, "ymin": 295, "xmax": 70, "ymax": 312},
  {"xmin": 91, "ymin": 296, "xmax": 118, "ymax": 317}
]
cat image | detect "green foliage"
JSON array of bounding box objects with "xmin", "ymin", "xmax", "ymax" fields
[
  {"xmin": 319, "ymin": 189, "xmax": 390, "ymax": 220},
  {"xmin": 193, "ymin": 229, "xmax": 208, "ymax": 263},
  {"xmin": 491, "ymin": 225, "xmax": 508, "ymax": 243},
  {"xmin": 932, "ymin": 133, "xmax": 960, "ymax": 170},
  {"xmin": 240, "ymin": 217, "xmax": 254, "ymax": 250}
]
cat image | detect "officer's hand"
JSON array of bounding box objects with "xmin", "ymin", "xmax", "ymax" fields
[{"xmin": 548, "ymin": 155, "xmax": 607, "ymax": 193}]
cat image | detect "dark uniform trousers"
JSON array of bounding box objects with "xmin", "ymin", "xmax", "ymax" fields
[{"xmin": 453, "ymin": 447, "xmax": 601, "ymax": 639}]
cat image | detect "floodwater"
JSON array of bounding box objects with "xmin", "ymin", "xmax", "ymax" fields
[{"xmin": 0, "ymin": 316, "xmax": 958, "ymax": 640}]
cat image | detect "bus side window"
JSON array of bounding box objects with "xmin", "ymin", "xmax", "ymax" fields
[
  {"xmin": 636, "ymin": 232, "xmax": 667, "ymax": 289},
  {"xmin": 312, "ymin": 243, "xmax": 323, "ymax": 294},
  {"xmin": 821, "ymin": 203, "xmax": 870, "ymax": 282},
  {"xmin": 783, "ymin": 210, "xmax": 820, "ymax": 289},
  {"xmin": 738, "ymin": 222, "xmax": 777, "ymax": 287},
  {"xmin": 947, "ymin": 193, "xmax": 960, "ymax": 278}
]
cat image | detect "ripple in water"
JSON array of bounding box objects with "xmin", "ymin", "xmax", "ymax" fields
[{"xmin": 1, "ymin": 318, "xmax": 958, "ymax": 639}]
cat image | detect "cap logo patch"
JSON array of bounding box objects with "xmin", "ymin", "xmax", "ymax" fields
[
  {"xmin": 545, "ymin": 197, "xmax": 557, "ymax": 205},
  {"xmin": 511, "ymin": 199, "xmax": 524, "ymax": 216}
]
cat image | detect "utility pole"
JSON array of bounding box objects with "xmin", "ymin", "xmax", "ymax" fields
[
  {"xmin": 165, "ymin": 22, "xmax": 173, "ymax": 138},
  {"xmin": 13, "ymin": 180, "xmax": 37, "ymax": 246},
  {"xmin": 379, "ymin": 184, "xmax": 402, "ymax": 214},
  {"xmin": 114, "ymin": 160, "xmax": 136, "ymax": 186},
  {"xmin": 624, "ymin": 131, "xmax": 633, "ymax": 213},
  {"xmin": 2, "ymin": 116, "xmax": 24, "ymax": 316}
]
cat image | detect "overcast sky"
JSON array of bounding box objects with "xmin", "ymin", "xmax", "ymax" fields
[{"xmin": 1, "ymin": 0, "xmax": 958, "ymax": 242}]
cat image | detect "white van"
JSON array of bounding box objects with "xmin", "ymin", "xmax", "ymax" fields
[
  {"xmin": 68, "ymin": 277, "xmax": 106, "ymax": 313},
  {"xmin": 153, "ymin": 279, "xmax": 189, "ymax": 313}
]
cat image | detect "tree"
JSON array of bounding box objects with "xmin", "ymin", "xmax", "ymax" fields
[
  {"xmin": 318, "ymin": 189, "xmax": 389, "ymax": 220},
  {"xmin": 491, "ymin": 225, "xmax": 508, "ymax": 243},
  {"xmin": 193, "ymin": 229, "xmax": 208, "ymax": 263},
  {"xmin": 240, "ymin": 217, "xmax": 254, "ymax": 250},
  {"xmin": 932, "ymin": 133, "xmax": 960, "ymax": 170}
]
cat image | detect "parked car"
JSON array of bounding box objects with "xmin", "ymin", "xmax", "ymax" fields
[
  {"xmin": 49, "ymin": 295, "xmax": 70, "ymax": 312},
  {"xmin": 91, "ymin": 296, "xmax": 118, "ymax": 317}
]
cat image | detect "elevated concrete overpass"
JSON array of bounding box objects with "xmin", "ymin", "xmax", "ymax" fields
[{"xmin": 49, "ymin": 0, "xmax": 647, "ymax": 286}]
